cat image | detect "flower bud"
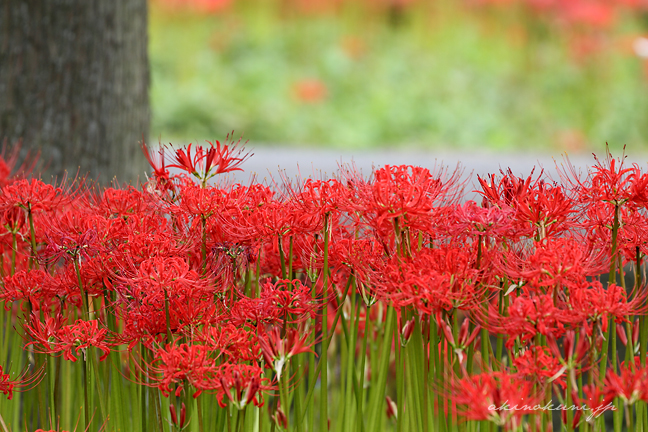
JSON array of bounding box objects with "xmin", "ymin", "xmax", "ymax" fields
[
  {"xmin": 273, "ymin": 407, "xmax": 288, "ymax": 429},
  {"xmin": 180, "ymin": 402, "xmax": 186, "ymax": 428},
  {"xmin": 458, "ymin": 318, "xmax": 470, "ymax": 345},
  {"xmin": 616, "ymin": 323, "xmax": 628, "ymax": 347},
  {"xmin": 401, "ymin": 318, "xmax": 415, "ymax": 346},
  {"xmin": 170, "ymin": 404, "xmax": 177, "ymax": 425},
  {"xmin": 386, "ymin": 395, "xmax": 398, "ymax": 420}
]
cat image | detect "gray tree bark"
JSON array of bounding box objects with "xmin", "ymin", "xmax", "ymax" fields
[{"xmin": 0, "ymin": 0, "xmax": 149, "ymax": 185}]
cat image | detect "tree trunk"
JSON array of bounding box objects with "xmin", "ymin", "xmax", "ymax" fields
[{"xmin": 0, "ymin": 0, "xmax": 149, "ymax": 185}]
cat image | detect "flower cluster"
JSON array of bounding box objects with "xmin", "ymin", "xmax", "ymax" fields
[{"xmin": 3, "ymin": 142, "xmax": 648, "ymax": 432}]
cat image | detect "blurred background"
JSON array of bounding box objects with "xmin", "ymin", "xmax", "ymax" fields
[{"xmin": 149, "ymin": 0, "xmax": 648, "ymax": 155}]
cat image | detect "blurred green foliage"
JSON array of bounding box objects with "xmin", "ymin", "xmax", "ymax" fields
[{"xmin": 149, "ymin": 2, "xmax": 648, "ymax": 152}]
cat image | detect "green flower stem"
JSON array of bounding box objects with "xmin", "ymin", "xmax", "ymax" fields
[
  {"xmin": 320, "ymin": 212, "xmax": 330, "ymax": 432},
  {"xmin": 396, "ymin": 334, "xmax": 404, "ymax": 432},
  {"xmin": 298, "ymin": 278, "xmax": 352, "ymax": 426},
  {"xmin": 356, "ymin": 303, "xmax": 370, "ymax": 432},
  {"xmin": 293, "ymin": 354, "xmax": 304, "ymax": 432},
  {"xmin": 341, "ymin": 290, "xmax": 360, "ymax": 432},
  {"xmin": 366, "ymin": 306, "xmax": 395, "ymax": 432}
]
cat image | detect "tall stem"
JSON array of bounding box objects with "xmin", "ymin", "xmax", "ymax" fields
[{"xmin": 320, "ymin": 212, "xmax": 330, "ymax": 432}]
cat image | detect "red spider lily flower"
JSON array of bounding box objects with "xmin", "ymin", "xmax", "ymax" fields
[
  {"xmin": 569, "ymin": 281, "xmax": 648, "ymax": 333},
  {"xmin": 1, "ymin": 206, "xmax": 26, "ymax": 233},
  {"xmin": 603, "ymin": 360, "xmax": 648, "ymax": 405},
  {"xmin": 436, "ymin": 315, "xmax": 480, "ymax": 363},
  {"xmin": 166, "ymin": 138, "xmax": 251, "ymax": 181},
  {"xmin": 141, "ymin": 141, "xmax": 175, "ymax": 195},
  {"xmin": 449, "ymin": 200, "xmax": 517, "ymax": 239},
  {"xmin": 515, "ymin": 180, "xmax": 576, "ymax": 240},
  {"xmin": 0, "ymin": 178, "xmax": 74, "ymax": 213},
  {"xmin": 375, "ymin": 245, "xmax": 486, "ymax": 314},
  {"xmin": 91, "ymin": 186, "xmax": 152, "ymax": 218},
  {"xmin": 290, "ymin": 178, "xmax": 348, "ymax": 217},
  {"xmin": 497, "ymin": 237, "xmax": 608, "ymax": 295},
  {"xmin": 1, "ymin": 269, "xmax": 57, "ymax": 308},
  {"xmin": 113, "ymin": 256, "xmax": 214, "ymax": 343},
  {"xmin": 559, "ymin": 146, "xmax": 648, "ymax": 208},
  {"xmin": 477, "ymin": 168, "xmax": 576, "ymax": 239},
  {"xmin": 260, "ymin": 278, "xmax": 318, "ymax": 323},
  {"xmin": 445, "ymin": 371, "xmax": 542, "ymax": 430},
  {"xmin": 216, "ymin": 363, "xmax": 270, "ymax": 409},
  {"xmin": 483, "ymin": 293, "xmax": 574, "ymax": 350},
  {"xmin": 362, "ymin": 164, "xmax": 463, "ymax": 234},
  {"xmin": 56, "ymin": 319, "xmax": 111, "ymax": 362},
  {"xmin": 40, "ymin": 211, "xmax": 107, "ymax": 264},
  {"xmin": 513, "ymin": 346, "xmax": 565, "ymax": 388},
  {"xmin": 0, "ymin": 364, "xmax": 45, "ymax": 400},
  {"xmin": 149, "ymin": 343, "xmax": 218, "ymax": 398},
  {"xmin": 195, "ymin": 323, "xmax": 259, "ymax": 363},
  {"xmin": 26, "ymin": 315, "xmax": 111, "ymax": 362},
  {"xmin": 477, "ymin": 167, "xmax": 542, "ymax": 209},
  {"xmin": 258, "ymin": 325, "xmax": 315, "ymax": 381},
  {"xmin": 577, "ymin": 384, "xmax": 616, "ymax": 423}
]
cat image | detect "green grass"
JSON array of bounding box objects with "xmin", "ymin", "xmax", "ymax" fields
[{"xmin": 149, "ymin": 3, "xmax": 648, "ymax": 152}]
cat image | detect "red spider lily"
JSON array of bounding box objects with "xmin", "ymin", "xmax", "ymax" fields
[
  {"xmin": 1, "ymin": 205, "xmax": 26, "ymax": 234},
  {"xmin": 26, "ymin": 315, "xmax": 111, "ymax": 362},
  {"xmin": 260, "ymin": 278, "xmax": 318, "ymax": 323},
  {"xmin": 207, "ymin": 242, "xmax": 256, "ymax": 287},
  {"xmin": 577, "ymin": 384, "xmax": 616, "ymax": 423},
  {"xmin": 497, "ymin": 237, "xmax": 608, "ymax": 295},
  {"xmin": 216, "ymin": 363, "xmax": 271, "ymax": 409},
  {"xmin": 1, "ymin": 269, "xmax": 59, "ymax": 308},
  {"xmin": 477, "ymin": 167, "xmax": 542, "ymax": 209},
  {"xmin": 166, "ymin": 139, "xmax": 251, "ymax": 180},
  {"xmin": 0, "ymin": 364, "xmax": 45, "ymax": 400},
  {"xmin": 436, "ymin": 314, "xmax": 480, "ymax": 363},
  {"xmin": 513, "ymin": 346, "xmax": 566, "ymax": 387},
  {"xmin": 569, "ymin": 281, "xmax": 648, "ymax": 333},
  {"xmin": 258, "ymin": 325, "xmax": 315, "ymax": 381},
  {"xmin": 445, "ymin": 371, "xmax": 542, "ymax": 430},
  {"xmin": 0, "ymin": 178, "xmax": 72, "ymax": 213},
  {"xmin": 483, "ymin": 293, "xmax": 575, "ymax": 349},
  {"xmin": 290, "ymin": 178, "xmax": 348, "ymax": 217},
  {"xmin": 515, "ymin": 180, "xmax": 576, "ymax": 239},
  {"xmin": 603, "ymin": 359, "xmax": 648, "ymax": 405},
  {"xmin": 449, "ymin": 200, "xmax": 517, "ymax": 239},
  {"xmin": 195, "ymin": 323, "xmax": 259, "ymax": 363},
  {"xmin": 112, "ymin": 256, "xmax": 215, "ymax": 343},
  {"xmin": 90, "ymin": 186, "xmax": 153, "ymax": 218},
  {"xmin": 375, "ymin": 245, "xmax": 486, "ymax": 314},
  {"xmin": 148, "ymin": 343, "xmax": 218, "ymax": 398},
  {"xmin": 545, "ymin": 328, "xmax": 592, "ymax": 377},
  {"xmin": 40, "ymin": 211, "xmax": 107, "ymax": 264},
  {"xmin": 477, "ymin": 168, "xmax": 577, "ymax": 239},
  {"xmin": 141, "ymin": 142, "xmax": 175, "ymax": 195},
  {"xmin": 559, "ymin": 146, "xmax": 648, "ymax": 208},
  {"xmin": 360, "ymin": 164, "xmax": 464, "ymax": 236}
]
